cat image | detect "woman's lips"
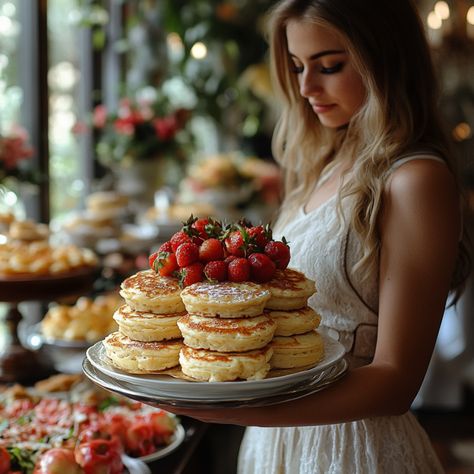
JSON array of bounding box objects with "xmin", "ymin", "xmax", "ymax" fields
[{"xmin": 312, "ymin": 103, "xmax": 336, "ymax": 114}]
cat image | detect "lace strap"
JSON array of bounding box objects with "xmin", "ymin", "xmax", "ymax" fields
[{"xmin": 388, "ymin": 151, "xmax": 446, "ymax": 175}]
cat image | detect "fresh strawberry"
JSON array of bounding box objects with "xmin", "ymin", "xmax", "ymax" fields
[
  {"xmin": 204, "ymin": 260, "xmax": 228, "ymax": 282},
  {"xmin": 159, "ymin": 241, "xmax": 173, "ymax": 253},
  {"xmin": 264, "ymin": 238, "xmax": 291, "ymax": 269},
  {"xmin": 225, "ymin": 255, "xmax": 238, "ymax": 265},
  {"xmin": 170, "ymin": 231, "xmax": 193, "ymax": 252},
  {"xmin": 227, "ymin": 257, "xmax": 251, "ymax": 282},
  {"xmin": 179, "ymin": 262, "xmax": 204, "ymax": 287},
  {"xmin": 148, "ymin": 251, "xmax": 159, "ymax": 269},
  {"xmin": 201, "ymin": 217, "xmax": 223, "ymax": 238},
  {"xmin": 199, "ymin": 238, "xmax": 225, "ymax": 262},
  {"xmin": 247, "ymin": 252, "xmax": 276, "ymax": 282},
  {"xmin": 248, "ymin": 225, "xmax": 272, "ymax": 251},
  {"xmin": 224, "ymin": 228, "xmax": 249, "ymax": 257},
  {"xmin": 192, "ymin": 218, "xmax": 210, "ymax": 239},
  {"xmin": 175, "ymin": 241, "xmax": 200, "ymax": 267},
  {"xmin": 153, "ymin": 251, "xmax": 179, "ymax": 277}
]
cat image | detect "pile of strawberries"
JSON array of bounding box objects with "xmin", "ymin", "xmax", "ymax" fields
[{"xmin": 148, "ymin": 216, "xmax": 290, "ymax": 287}]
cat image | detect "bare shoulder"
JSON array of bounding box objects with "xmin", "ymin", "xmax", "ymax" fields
[
  {"xmin": 380, "ymin": 157, "xmax": 461, "ymax": 250},
  {"xmin": 384, "ymin": 158, "xmax": 458, "ymax": 211}
]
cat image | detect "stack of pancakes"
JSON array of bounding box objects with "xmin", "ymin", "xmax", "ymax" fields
[
  {"xmin": 103, "ymin": 270, "xmax": 186, "ymax": 373},
  {"xmin": 264, "ymin": 269, "xmax": 325, "ymax": 370},
  {"xmin": 178, "ymin": 282, "xmax": 277, "ymax": 382}
]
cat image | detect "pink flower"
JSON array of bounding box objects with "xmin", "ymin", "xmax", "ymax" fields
[
  {"xmin": 71, "ymin": 121, "xmax": 88, "ymax": 134},
  {"xmin": 118, "ymin": 98, "xmax": 132, "ymax": 117},
  {"xmin": 93, "ymin": 105, "xmax": 108, "ymax": 128}
]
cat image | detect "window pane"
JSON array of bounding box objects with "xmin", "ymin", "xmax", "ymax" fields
[
  {"xmin": 0, "ymin": 0, "xmax": 22, "ymax": 134},
  {"xmin": 48, "ymin": 0, "xmax": 83, "ymax": 221}
]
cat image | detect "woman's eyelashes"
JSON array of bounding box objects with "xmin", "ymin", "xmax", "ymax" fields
[
  {"xmin": 320, "ymin": 62, "xmax": 344, "ymax": 74},
  {"xmin": 290, "ymin": 62, "xmax": 345, "ymax": 75}
]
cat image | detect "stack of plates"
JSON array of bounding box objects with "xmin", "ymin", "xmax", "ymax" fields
[{"xmin": 83, "ymin": 334, "xmax": 348, "ymax": 409}]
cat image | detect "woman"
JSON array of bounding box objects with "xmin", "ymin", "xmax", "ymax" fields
[{"xmin": 169, "ymin": 0, "xmax": 471, "ymax": 472}]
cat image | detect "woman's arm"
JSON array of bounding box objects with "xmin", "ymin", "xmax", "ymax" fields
[{"xmin": 165, "ymin": 160, "xmax": 461, "ymax": 427}]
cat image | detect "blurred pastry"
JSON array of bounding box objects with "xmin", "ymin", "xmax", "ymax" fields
[
  {"xmin": 113, "ymin": 304, "xmax": 185, "ymax": 342},
  {"xmin": 34, "ymin": 374, "xmax": 82, "ymax": 393},
  {"xmin": 62, "ymin": 211, "xmax": 121, "ymax": 243},
  {"xmin": 0, "ymin": 241, "xmax": 98, "ymax": 276},
  {"xmin": 270, "ymin": 330, "xmax": 324, "ymax": 369},
  {"xmin": 86, "ymin": 190, "xmax": 128, "ymax": 207},
  {"xmin": 145, "ymin": 202, "xmax": 216, "ymax": 223},
  {"xmin": 179, "ymin": 345, "xmax": 273, "ymax": 382},
  {"xmin": 263, "ymin": 268, "xmax": 316, "ymax": 310},
  {"xmin": 177, "ymin": 313, "xmax": 277, "ymax": 352},
  {"xmin": 0, "ymin": 212, "xmax": 15, "ymax": 233},
  {"xmin": 8, "ymin": 219, "xmax": 49, "ymax": 242},
  {"xmin": 85, "ymin": 191, "xmax": 129, "ymax": 219},
  {"xmin": 180, "ymin": 281, "xmax": 271, "ymax": 318},
  {"xmin": 104, "ymin": 331, "xmax": 183, "ymax": 373},
  {"xmin": 42, "ymin": 293, "xmax": 122, "ymax": 342},
  {"xmin": 267, "ymin": 306, "xmax": 321, "ymax": 337},
  {"xmin": 119, "ymin": 270, "xmax": 185, "ymax": 314}
]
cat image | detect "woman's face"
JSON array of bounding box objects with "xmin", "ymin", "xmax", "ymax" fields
[{"xmin": 286, "ymin": 19, "xmax": 366, "ymax": 128}]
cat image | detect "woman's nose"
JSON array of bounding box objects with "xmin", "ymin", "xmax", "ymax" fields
[{"xmin": 299, "ymin": 72, "xmax": 323, "ymax": 98}]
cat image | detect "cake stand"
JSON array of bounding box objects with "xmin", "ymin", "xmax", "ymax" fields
[{"xmin": 0, "ymin": 267, "xmax": 97, "ymax": 383}]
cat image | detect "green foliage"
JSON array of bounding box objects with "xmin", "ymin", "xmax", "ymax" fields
[
  {"xmin": 74, "ymin": 0, "xmax": 277, "ymax": 155},
  {"xmin": 161, "ymin": 0, "xmax": 275, "ymax": 142}
]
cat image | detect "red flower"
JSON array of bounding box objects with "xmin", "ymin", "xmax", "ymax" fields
[
  {"xmin": 0, "ymin": 128, "xmax": 34, "ymax": 172},
  {"xmin": 85, "ymin": 91, "xmax": 193, "ymax": 167},
  {"xmin": 114, "ymin": 117, "xmax": 135, "ymax": 136},
  {"xmin": 153, "ymin": 115, "xmax": 178, "ymax": 141}
]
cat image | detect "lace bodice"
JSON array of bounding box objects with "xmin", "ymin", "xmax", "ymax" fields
[
  {"xmin": 275, "ymin": 195, "xmax": 378, "ymax": 362},
  {"xmin": 275, "ymin": 153, "xmax": 447, "ymax": 362}
]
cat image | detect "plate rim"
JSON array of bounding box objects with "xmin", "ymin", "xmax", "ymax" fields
[
  {"xmin": 0, "ymin": 265, "xmax": 98, "ymax": 283},
  {"xmin": 86, "ymin": 333, "xmax": 346, "ymax": 395},
  {"xmin": 138, "ymin": 423, "xmax": 185, "ymax": 462},
  {"xmin": 83, "ymin": 357, "xmax": 348, "ymax": 408},
  {"xmin": 22, "ymin": 322, "xmax": 95, "ymax": 349}
]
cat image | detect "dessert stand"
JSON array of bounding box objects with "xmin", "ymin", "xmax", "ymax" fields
[{"xmin": 0, "ymin": 267, "xmax": 97, "ymax": 383}]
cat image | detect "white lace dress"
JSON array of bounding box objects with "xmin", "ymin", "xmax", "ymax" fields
[{"xmin": 237, "ymin": 156, "xmax": 445, "ymax": 474}]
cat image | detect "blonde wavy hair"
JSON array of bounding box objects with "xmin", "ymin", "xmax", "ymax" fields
[{"xmin": 266, "ymin": 0, "xmax": 470, "ymax": 294}]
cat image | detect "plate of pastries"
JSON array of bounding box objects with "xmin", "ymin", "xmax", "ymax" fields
[
  {"xmin": 0, "ymin": 217, "xmax": 99, "ymax": 301},
  {"xmin": 82, "ymin": 217, "xmax": 347, "ymax": 407},
  {"xmin": 0, "ymin": 217, "xmax": 98, "ymax": 278},
  {"xmin": 22, "ymin": 293, "xmax": 123, "ymax": 374}
]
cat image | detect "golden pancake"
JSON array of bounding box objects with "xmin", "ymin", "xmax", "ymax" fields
[
  {"xmin": 103, "ymin": 331, "xmax": 183, "ymax": 373},
  {"xmin": 177, "ymin": 313, "xmax": 277, "ymax": 352},
  {"xmin": 263, "ymin": 268, "xmax": 316, "ymax": 310},
  {"xmin": 119, "ymin": 270, "xmax": 184, "ymax": 314},
  {"xmin": 180, "ymin": 281, "xmax": 270, "ymax": 318},
  {"xmin": 267, "ymin": 306, "xmax": 321, "ymax": 336},
  {"xmin": 270, "ymin": 330, "xmax": 324, "ymax": 369},
  {"xmin": 179, "ymin": 345, "xmax": 273, "ymax": 382},
  {"xmin": 113, "ymin": 304, "xmax": 184, "ymax": 342}
]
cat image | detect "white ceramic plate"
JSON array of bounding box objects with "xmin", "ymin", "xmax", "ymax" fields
[
  {"xmin": 83, "ymin": 357, "xmax": 348, "ymax": 408},
  {"xmin": 86, "ymin": 334, "xmax": 345, "ymax": 401}
]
